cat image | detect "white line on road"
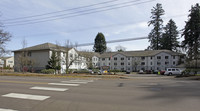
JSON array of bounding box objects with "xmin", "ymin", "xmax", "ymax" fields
[
  {"xmin": 0, "ymin": 108, "xmax": 18, "ymax": 111},
  {"xmin": 2, "ymin": 93, "xmax": 50, "ymax": 101},
  {"xmin": 48, "ymin": 83, "xmax": 80, "ymax": 86},
  {"xmin": 61, "ymin": 81, "xmax": 88, "ymax": 84},
  {"xmin": 30, "ymin": 86, "xmax": 68, "ymax": 91},
  {"xmin": 70, "ymin": 80, "xmax": 94, "ymax": 82}
]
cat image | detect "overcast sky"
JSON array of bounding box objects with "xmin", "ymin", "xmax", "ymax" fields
[{"xmin": 0, "ymin": 0, "xmax": 199, "ymax": 52}]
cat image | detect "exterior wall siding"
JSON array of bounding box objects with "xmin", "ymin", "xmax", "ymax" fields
[{"xmin": 98, "ymin": 52, "xmax": 185, "ymax": 72}]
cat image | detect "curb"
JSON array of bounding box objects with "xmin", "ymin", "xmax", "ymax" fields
[{"xmin": 0, "ymin": 73, "xmax": 125, "ymax": 79}]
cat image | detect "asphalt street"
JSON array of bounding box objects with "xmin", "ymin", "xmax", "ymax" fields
[{"xmin": 0, "ymin": 75, "xmax": 200, "ymax": 111}]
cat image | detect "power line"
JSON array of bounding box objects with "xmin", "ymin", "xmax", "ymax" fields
[
  {"xmin": 4, "ymin": 0, "xmax": 155, "ymax": 26},
  {"xmin": 2, "ymin": 0, "xmax": 121, "ymax": 21},
  {"xmin": 14, "ymin": 14, "xmax": 187, "ymax": 38},
  {"xmin": 77, "ymin": 36, "xmax": 148, "ymax": 47},
  {"xmin": 4, "ymin": 0, "xmax": 150, "ymax": 25}
]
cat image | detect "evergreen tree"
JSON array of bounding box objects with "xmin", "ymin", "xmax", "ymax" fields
[
  {"xmin": 93, "ymin": 32, "xmax": 107, "ymax": 54},
  {"xmin": 182, "ymin": 3, "xmax": 200, "ymax": 60},
  {"xmin": 46, "ymin": 51, "xmax": 61, "ymax": 73},
  {"xmin": 148, "ymin": 3, "xmax": 165, "ymax": 50},
  {"xmin": 161, "ymin": 19, "xmax": 179, "ymax": 51}
]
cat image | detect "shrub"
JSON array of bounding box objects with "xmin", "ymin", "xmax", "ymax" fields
[
  {"xmin": 41, "ymin": 69, "xmax": 55, "ymax": 74},
  {"xmin": 77, "ymin": 69, "xmax": 90, "ymax": 74}
]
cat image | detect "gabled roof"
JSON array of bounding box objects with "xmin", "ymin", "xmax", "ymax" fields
[
  {"xmin": 78, "ymin": 51, "xmax": 101, "ymax": 58},
  {"xmin": 0, "ymin": 56, "xmax": 13, "ymax": 60},
  {"xmin": 100, "ymin": 50, "xmax": 185, "ymax": 58},
  {"xmin": 13, "ymin": 43, "xmax": 71, "ymax": 52}
]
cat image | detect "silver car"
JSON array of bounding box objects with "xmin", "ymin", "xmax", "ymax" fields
[{"xmin": 164, "ymin": 68, "xmax": 182, "ymax": 76}]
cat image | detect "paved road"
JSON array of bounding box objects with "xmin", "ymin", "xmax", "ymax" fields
[{"xmin": 0, "ymin": 76, "xmax": 200, "ymax": 111}]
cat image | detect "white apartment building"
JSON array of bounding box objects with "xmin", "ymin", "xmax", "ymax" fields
[
  {"xmin": 96, "ymin": 50, "xmax": 185, "ymax": 71},
  {"xmin": 0, "ymin": 56, "xmax": 14, "ymax": 68}
]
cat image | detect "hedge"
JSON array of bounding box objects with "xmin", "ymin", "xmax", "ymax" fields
[{"xmin": 41, "ymin": 69, "xmax": 55, "ymax": 74}]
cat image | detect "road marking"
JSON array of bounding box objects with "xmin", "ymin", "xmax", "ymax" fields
[
  {"xmin": 0, "ymin": 80, "xmax": 48, "ymax": 85},
  {"xmin": 70, "ymin": 80, "xmax": 94, "ymax": 82},
  {"xmin": 61, "ymin": 81, "xmax": 88, "ymax": 84},
  {"xmin": 2, "ymin": 93, "xmax": 50, "ymax": 101},
  {"xmin": 48, "ymin": 83, "xmax": 80, "ymax": 86},
  {"xmin": 0, "ymin": 108, "xmax": 18, "ymax": 111},
  {"xmin": 30, "ymin": 86, "xmax": 68, "ymax": 91}
]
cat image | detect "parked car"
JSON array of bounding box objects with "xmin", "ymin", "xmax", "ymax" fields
[
  {"xmin": 126, "ymin": 70, "xmax": 131, "ymax": 74},
  {"xmin": 164, "ymin": 68, "xmax": 182, "ymax": 76},
  {"xmin": 87, "ymin": 69, "xmax": 94, "ymax": 74},
  {"xmin": 138, "ymin": 70, "xmax": 144, "ymax": 74},
  {"xmin": 160, "ymin": 70, "xmax": 165, "ymax": 75}
]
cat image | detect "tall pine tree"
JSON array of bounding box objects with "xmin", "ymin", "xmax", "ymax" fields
[
  {"xmin": 93, "ymin": 32, "xmax": 107, "ymax": 54},
  {"xmin": 148, "ymin": 3, "xmax": 165, "ymax": 50},
  {"xmin": 161, "ymin": 19, "xmax": 179, "ymax": 51},
  {"xmin": 182, "ymin": 3, "xmax": 200, "ymax": 60}
]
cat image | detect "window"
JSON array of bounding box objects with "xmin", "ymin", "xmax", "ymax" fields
[
  {"xmin": 150, "ymin": 62, "xmax": 152, "ymax": 65},
  {"xmin": 114, "ymin": 63, "xmax": 117, "ymax": 66},
  {"xmin": 165, "ymin": 62, "xmax": 169, "ymax": 65},
  {"xmin": 141, "ymin": 62, "xmax": 145, "ymax": 65},
  {"xmin": 165, "ymin": 56, "xmax": 169, "ymax": 59},
  {"xmin": 109, "ymin": 58, "xmax": 110, "ymax": 60},
  {"xmin": 150, "ymin": 57, "xmax": 153, "ymax": 59},
  {"xmin": 121, "ymin": 57, "xmax": 124, "ymax": 60},
  {"xmin": 173, "ymin": 56, "xmax": 176, "ymax": 59},
  {"xmin": 114, "ymin": 57, "xmax": 117, "ymax": 60},
  {"xmin": 121, "ymin": 62, "xmax": 124, "ymax": 65},
  {"xmin": 173, "ymin": 61, "xmax": 176, "ymax": 65},
  {"xmin": 127, "ymin": 57, "xmax": 130, "ymax": 60},
  {"xmin": 109, "ymin": 63, "xmax": 110, "ymax": 65},
  {"xmin": 102, "ymin": 58, "xmax": 105, "ymax": 61},
  {"xmin": 128, "ymin": 62, "xmax": 130, "ymax": 65},
  {"xmin": 157, "ymin": 62, "xmax": 161, "ymax": 65},
  {"xmin": 70, "ymin": 54, "xmax": 73, "ymax": 58},
  {"xmin": 141, "ymin": 57, "xmax": 145, "ymax": 60},
  {"xmin": 27, "ymin": 52, "xmax": 32, "ymax": 57},
  {"xmin": 157, "ymin": 56, "xmax": 161, "ymax": 59},
  {"xmin": 8, "ymin": 61, "xmax": 13, "ymax": 63}
]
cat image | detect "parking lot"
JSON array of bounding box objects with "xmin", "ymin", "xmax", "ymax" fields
[{"xmin": 0, "ymin": 75, "xmax": 200, "ymax": 111}]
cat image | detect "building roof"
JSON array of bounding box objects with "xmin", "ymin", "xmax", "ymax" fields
[
  {"xmin": 0, "ymin": 56, "xmax": 13, "ymax": 60},
  {"xmin": 100, "ymin": 50, "xmax": 185, "ymax": 58},
  {"xmin": 13, "ymin": 43, "xmax": 71, "ymax": 52},
  {"xmin": 78, "ymin": 51, "xmax": 101, "ymax": 58},
  {"xmin": 13, "ymin": 43, "xmax": 185, "ymax": 58}
]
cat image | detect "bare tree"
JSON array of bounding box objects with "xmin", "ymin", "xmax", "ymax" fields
[
  {"xmin": 132, "ymin": 57, "xmax": 141, "ymax": 71},
  {"xmin": 115, "ymin": 45, "xmax": 126, "ymax": 52},
  {"xmin": 64, "ymin": 40, "xmax": 79, "ymax": 74},
  {"xmin": 16, "ymin": 39, "xmax": 36, "ymax": 73},
  {"xmin": 0, "ymin": 26, "xmax": 12, "ymax": 57},
  {"xmin": 106, "ymin": 47, "xmax": 112, "ymax": 52}
]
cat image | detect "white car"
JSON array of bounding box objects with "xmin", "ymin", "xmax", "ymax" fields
[{"xmin": 164, "ymin": 68, "xmax": 182, "ymax": 76}]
